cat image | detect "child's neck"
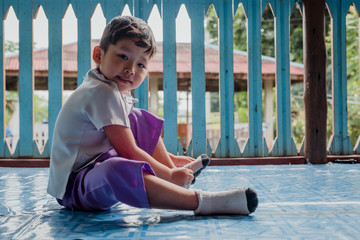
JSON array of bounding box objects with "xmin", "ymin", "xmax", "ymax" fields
[{"xmin": 121, "ymin": 90, "xmax": 131, "ymax": 96}]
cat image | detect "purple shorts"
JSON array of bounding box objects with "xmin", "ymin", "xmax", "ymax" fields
[{"xmin": 57, "ymin": 108, "xmax": 164, "ymax": 211}]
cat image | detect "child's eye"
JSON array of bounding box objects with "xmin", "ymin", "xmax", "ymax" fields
[
  {"xmin": 119, "ymin": 54, "xmax": 128, "ymax": 60},
  {"xmin": 138, "ymin": 63, "xmax": 145, "ymax": 68}
]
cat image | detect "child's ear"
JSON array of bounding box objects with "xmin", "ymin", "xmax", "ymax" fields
[{"xmin": 93, "ymin": 46, "xmax": 102, "ymax": 64}]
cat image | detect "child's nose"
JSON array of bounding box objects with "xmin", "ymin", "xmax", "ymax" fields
[{"xmin": 124, "ymin": 62, "xmax": 135, "ymax": 75}]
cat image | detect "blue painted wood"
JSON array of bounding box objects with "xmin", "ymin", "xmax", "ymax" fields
[
  {"xmin": 33, "ymin": 0, "xmax": 49, "ymax": 157},
  {"xmin": 101, "ymin": 0, "xmax": 127, "ymax": 22},
  {"xmin": 33, "ymin": 0, "xmax": 47, "ymax": 19},
  {"xmin": 177, "ymin": 139, "xmax": 184, "ymax": 155},
  {"xmin": 4, "ymin": 0, "xmax": 18, "ymax": 17},
  {"xmin": 46, "ymin": 0, "xmax": 67, "ymax": 158},
  {"xmin": 327, "ymin": 0, "xmax": 353, "ymax": 155},
  {"xmin": 268, "ymin": 0, "xmax": 297, "ymax": 156},
  {"xmin": 0, "ymin": 0, "xmax": 5, "ymax": 157},
  {"xmin": 17, "ymin": 0, "xmax": 34, "ymax": 157},
  {"xmin": 74, "ymin": 0, "xmax": 93, "ymax": 86},
  {"xmin": 127, "ymin": 0, "xmax": 135, "ymax": 15},
  {"xmin": 187, "ymin": 139, "xmax": 192, "ymax": 156},
  {"xmin": 233, "ymin": 0, "xmax": 242, "ymax": 15},
  {"xmin": 134, "ymin": 0, "xmax": 150, "ymax": 110},
  {"xmin": 162, "ymin": 0, "xmax": 178, "ymax": 154},
  {"xmin": 215, "ymin": 0, "xmax": 241, "ymax": 157},
  {"xmin": 187, "ymin": 0, "xmax": 207, "ymax": 158},
  {"xmin": 148, "ymin": 0, "xmax": 162, "ymax": 17},
  {"xmin": 241, "ymin": 0, "xmax": 269, "ymax": 157},
  {"xmin": 289, "ymin": 0, "xmax": 298, "ymax": 12}
]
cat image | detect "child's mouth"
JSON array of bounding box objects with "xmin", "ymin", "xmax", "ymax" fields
[{"xmin": 116, "ymin": 76, "xmax": 131, "ymax": 84}]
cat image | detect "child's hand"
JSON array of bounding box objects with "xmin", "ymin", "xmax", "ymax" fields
[
  {"xmin": 169, "ymin": 168, "xmax": 194, "ymax": 187},
  {"xmin": 169, "ymin": 153, "xmax": 195, "ymax": 167}
]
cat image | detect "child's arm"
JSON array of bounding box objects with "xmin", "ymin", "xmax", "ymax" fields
[{"xmin": 104, "ymin": 125, "xmax": 193, "ymax": 187}]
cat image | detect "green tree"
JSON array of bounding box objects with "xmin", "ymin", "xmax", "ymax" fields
[
  {"xmin": 5, "ymin": 40, "xmax": 19, "ymax": 53},
  {"xmin": 345, "ymin": 5, "xmax": 360, "ymax": 145},
  {"xmin": 34, "ymin": 93, "xmax": 48, "ymax": 123}
]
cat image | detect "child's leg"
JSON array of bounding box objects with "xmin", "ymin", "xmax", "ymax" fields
[
  {"xmin": 143, "ymin": 173, "xmax": 198, "ymax": 210},
  {"xmin": 60, "ymin": 155, "xmax": 156, "ymax": 211},
  {"xmin": 60, "ymin": 153, "xmax": 258, "ymax": 215},
  {"xmin": 143, "ymin": 173, "xmax": 258, "ymax": 215},
  {"xmin": 151, "ymin": 138, "xmax": 177, "ymax": 169}
]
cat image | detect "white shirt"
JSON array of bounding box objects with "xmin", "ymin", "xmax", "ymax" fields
[{"xmin": 47, "ymin": 68, "xmax": 136, "ymax": 199}]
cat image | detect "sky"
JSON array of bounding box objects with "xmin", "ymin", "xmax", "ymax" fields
[{"xmin": 4, "ymin": 4, "xmax": 192, "ymax": 50}]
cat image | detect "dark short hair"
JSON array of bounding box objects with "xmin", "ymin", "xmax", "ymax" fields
[{"xmin": 99, "ymin": 15, "xmax": 156, "ymax": 58}]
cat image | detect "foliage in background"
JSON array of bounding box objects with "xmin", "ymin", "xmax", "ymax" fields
[
  {"xmin": 5, "ymin": 91, "xmax": 17, "ymax": 126},
  {"xmin": 34, "ymin": 93, "xmax": 48, "ymax": 123},
  {"xmin": 5, "ymin": 91, "xmax": 48, "ymax": 126},
  {"xmin": 345, "ymin": 5, "xmax": 360, "ymax": 145},
  {"xmin": 5, "ymin": 40, "xmax": 19, "ymax": 53}
]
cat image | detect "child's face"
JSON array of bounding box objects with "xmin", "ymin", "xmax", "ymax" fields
[{"xmin": 93, "ymin": 38, "xmax": 151, "ymax": 92}]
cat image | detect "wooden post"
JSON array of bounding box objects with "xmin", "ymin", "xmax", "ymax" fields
[{"xmin": 303, "ymin": 0, "xmax": 327, "ymax": 163}]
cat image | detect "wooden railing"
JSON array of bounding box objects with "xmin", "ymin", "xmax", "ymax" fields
[{"xmin": 0, "ymin": 0, "xmax": 359, "ymax": 161}]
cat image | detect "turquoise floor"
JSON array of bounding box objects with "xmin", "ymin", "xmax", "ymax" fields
[{"xmin": 1, "ymin": 163, "xmax": 360, "ymax": 239}]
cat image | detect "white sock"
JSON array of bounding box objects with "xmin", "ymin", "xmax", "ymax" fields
[
  {"xmin": 194, "ymin": 188, "xmax": 258, "ymax": 215},
  {"xmin": 183, "ymin": 154, "xmax": 210, "ymax": 188}
]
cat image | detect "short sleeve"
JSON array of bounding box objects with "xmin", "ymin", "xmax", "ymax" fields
[{"xmin": 84, "ymin": 83, "xmax": 131, "ymax": 130}]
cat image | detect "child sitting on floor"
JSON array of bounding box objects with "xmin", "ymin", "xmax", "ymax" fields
[{"xmin": 47, "ymin": 15, "xmax": 258, "ymax": 215}]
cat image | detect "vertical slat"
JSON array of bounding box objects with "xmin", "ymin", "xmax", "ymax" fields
[
  {"xmin": 102, "ymin": 0, "xmax": 126, "ymax": 23},
  {"xmin": 269, "ymin": 0, "xmax": 297, "ymax": 156},
  {"xmin": 17, "ymin": 0, "xmax": 34, "ymax": 157},
  {"xmin": 242, "ymin": 0, "xmax": 268, "ymax": 157},
  {"xmin": 126, "ymin": 0, "xmax": 134, "ymax": 15},
  {"xmin": 215, "ymin": 0, "xmax": 241, "ymax": 157},
  {"xmin": 134, "ymin": 0, "xmax": 149, "ymax": 110},
  {"xmin": 32, "ymin": 0, "xmax": 48, "ymax": 157},
  {"xmin": 162, "ymin": 0, "xmax": 178, "ymax": 154},
  {"xmin": 47, "ymin": 0, "xmax": 66, "ymax": 157},
  {"xmin": 0, "ymin": 0, "xmax": 5, "ymax": 157},
  {"xmin": 327, "ymin": 0, "xmax": 353, "ymax": 155},
  {"xmin": 74, "ymin": 0, "xmax": 92, "ymax": 86},
  {"xmin": 187, "ymin": 0, "xmax": 207, "ymax": 157}
]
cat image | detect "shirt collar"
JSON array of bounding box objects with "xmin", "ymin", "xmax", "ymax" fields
[
  {"xmin": 89, "ymin": 68, "xmax": 139, "ymax": 105},
  {"xmin": 89, "ymin": 68, "xmax": 115, "ymax": 85}
]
